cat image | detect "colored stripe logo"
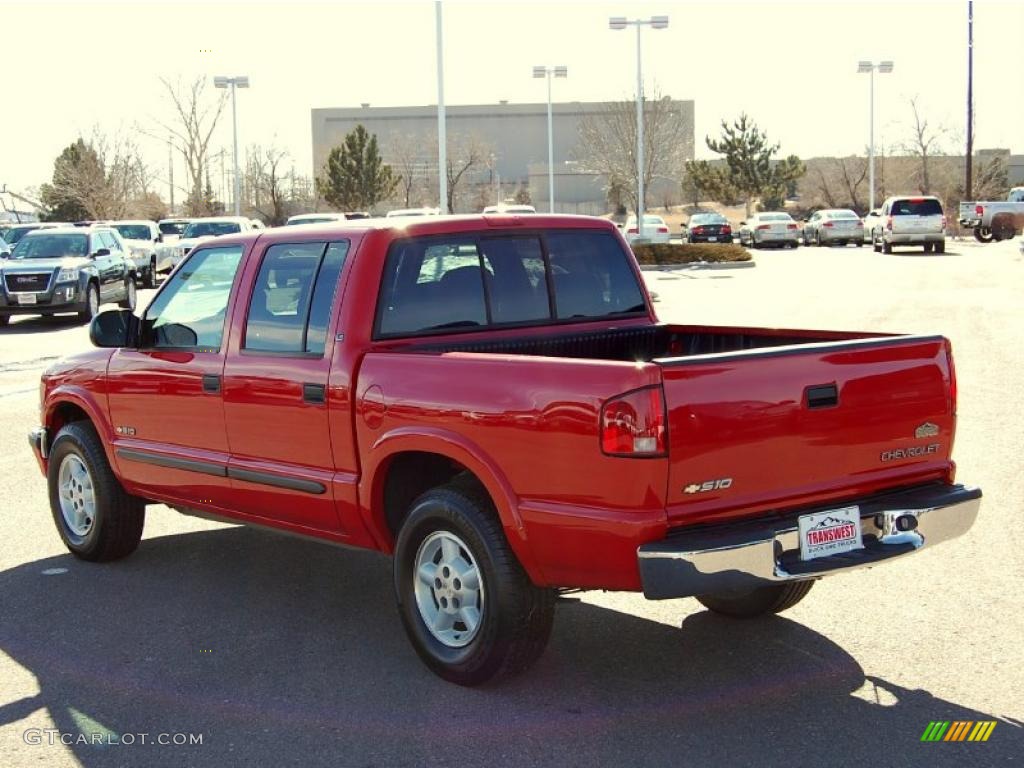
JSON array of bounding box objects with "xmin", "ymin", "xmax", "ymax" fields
[{"xmin": 921, "ymin": 721, "xmax": 997, "ymax": 742}]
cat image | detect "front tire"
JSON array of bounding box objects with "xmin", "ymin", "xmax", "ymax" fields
[
  {"xmin": 697, "ymin": 580, "xmax": 815, "ymax": 618},
  {"xmin": 882, "ymin": 238, "xmax": 893, "ymax": 254},
  {"xmin": 144, "ymin": 258, "xmax": 157, "ymax": 289},
  {"xmin": 119, "ymin": 278, "xmax": 137, "ymax": 310},
  {"xmin": 394, "ymin": 481, "xmax": 555, "ymax": 686},
  {"xmin": 78, "ymin": 283, "xmax": 99, "ymax": 323},
  {"xmin": 47, "ymin": 422, "xmax": 145, "ymax": 561}
]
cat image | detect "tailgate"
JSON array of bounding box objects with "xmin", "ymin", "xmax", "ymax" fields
[
  {"xmin": 894, "ymin": 214, "xmax": 943, "ymax": 234},
  {"xmin": 657, "ymin": 336, "xmax": 955, "ymax": 525}
]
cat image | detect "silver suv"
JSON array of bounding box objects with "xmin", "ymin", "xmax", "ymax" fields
[{"xmin": 870, "ymin": 196, "xmax": 946, "ymax": 254}]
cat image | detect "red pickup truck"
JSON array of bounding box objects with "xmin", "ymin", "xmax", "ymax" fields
[{"xmin": 28, "ymin": 215, "xmax": 980, "ymax": 685}]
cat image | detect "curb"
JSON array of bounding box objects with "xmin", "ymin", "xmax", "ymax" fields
[{"xmin": 639, "ymin": 260, "xmax": 756, "ymax": 272}]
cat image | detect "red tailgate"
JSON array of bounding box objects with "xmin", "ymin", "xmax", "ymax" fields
[{"xmin": 657, "ymin": 336, "xmax": 956, "ymax": 525}]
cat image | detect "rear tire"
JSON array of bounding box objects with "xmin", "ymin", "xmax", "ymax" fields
[
  {"xmin": 697, "ymin": 580, "xmax": 815, "ymax": 618},
  {"xmin": 47, "ymin": 422, "xmax": 145, "ymax": 561},
  {"xmin": 882, "ymin": 239, "xmax": 893, "ymax": 254},
  {"xmin": 0, "ymin": 315, "xmax": 9, "ymax": 327},
  {"xmin": 394, "ymin": 480, "xmax": 555, "ymax": 686},
  {"xmin": 973, "ymin": 227, "xmax": 994, "ymax": 243},
  {"xmin": 144, "ymin": 258, "xmax": 157, "ymax": 289},
  {"xmin": 924, "ymin": 243, "xmax": 933, "ymax": 253},
  {"xmin": 935, "ymin": 240, "xmax": 945, "ymax": 254}
]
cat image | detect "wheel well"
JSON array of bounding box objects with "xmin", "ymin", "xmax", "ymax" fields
[
  {"xmin": 381, "ymin": 452, "xmax": 485, "ymax": 541},
  {"xmin": 50, "ymin": 401, "xmax": 91, "ymax": 435}
]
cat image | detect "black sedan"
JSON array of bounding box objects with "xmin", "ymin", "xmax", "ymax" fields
[{"xmin": 684, "ymin": 213, "xmax": 733, "ymax": 243}]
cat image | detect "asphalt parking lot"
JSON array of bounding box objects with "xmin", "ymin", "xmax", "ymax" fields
[{"xmin": 0, "ymin": 238, "xmax": 1021, "ymax": 767}]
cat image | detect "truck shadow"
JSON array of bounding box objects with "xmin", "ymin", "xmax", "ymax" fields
[
  {"xmin": 0, "ymin": 526, "xmax": 1018, "ymax": 767},
  {"xmin": 0, "ymin": 314, "xmax": 86, "ymax": 334}
]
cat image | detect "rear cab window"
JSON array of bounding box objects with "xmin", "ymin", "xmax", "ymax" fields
[{"xmin": 375, "ymin": 229, "xmax": 646, "ymax": 338}]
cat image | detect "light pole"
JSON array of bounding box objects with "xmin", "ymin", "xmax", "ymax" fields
[
  {"xmin": 435, "ymin": 1, "xmax": 448, "ymax": 213},
  {"xmin": 214, "ymin": 75, "xmax": 250, "ymax": 216},
  {"xmin": 533, "ymin": 66, "xmax": 567, "ymax": 213},
  {"xmin": 857, "ymin": 60, "xmax": 893, "ymax": 213},
  {"xmin": 610, "ymin": 14, "xmax": 668, "ymax": 238}
]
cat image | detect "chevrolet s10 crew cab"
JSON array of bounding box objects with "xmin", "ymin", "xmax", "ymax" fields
[{"xmin": 28, "ymin": 214, "xmax": 981, "ymax": 685}]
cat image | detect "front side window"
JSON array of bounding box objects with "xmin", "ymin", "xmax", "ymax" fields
[
  {"xmin": 114, "ymin": 224, "xmax": 153, "ymax": 241},
  {"xmin": 143, "ymin": 245, "xmax": 243, "ymax": 350},
  {"xmin": 182, "ymin": 221, "xmax": 241, "ymax": 239},
  {"xmin": 244, "ymin": 241, "xmax": 349, "ymax": 355}
]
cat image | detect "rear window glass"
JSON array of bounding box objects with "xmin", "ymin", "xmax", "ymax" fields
[
  {"xmin": 375, "ymin": 230, "xmax": 645, "ymax": 337},
  {"xmin": 759, "ymin": 214, "xmax": 792, "ymax": 222},
  {"xmin": 689, "ymin": 214, "xmax": 726, "ymax": 225},
  {"xmin": 828, "ymin": 210, "xmax": 859, "ymax": 219},
  {"xmin": 892, "ymin": 199, "xmax": 943, "ymax": 216}
]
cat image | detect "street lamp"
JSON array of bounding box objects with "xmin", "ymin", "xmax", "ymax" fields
[
  {"xmin": 532, "ymin": 65, "xmax": 568, "ymax": 213},
  {"xmin": 610, "ymin": 15, "xmax": 668, "ymax": 238},
  {"xmin": 856, "ymin": 60, "xmax": 893, "ymax": 212},
  {"xmin": 214, "ymin": 75, "xmax": 250, "ymax": 216}
]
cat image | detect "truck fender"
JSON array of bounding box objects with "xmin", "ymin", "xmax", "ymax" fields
[
  {"xmin": 358, "ymin": 427, "xmax": 543, "ymax": 581},
  {"xmin": 44, "ymin": 386, "xmax": 117, "ymax": 467}
]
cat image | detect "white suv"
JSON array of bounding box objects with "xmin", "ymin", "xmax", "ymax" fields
[{"xmin": 870, "ymin": 196, "xmax": 946, "ymax": 254}]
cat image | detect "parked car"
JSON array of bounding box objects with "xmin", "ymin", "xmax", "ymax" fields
[
  {"xmin": 862, "ymin": 209, "xmax": 884, "ymax": 244},
  {"xmin": 29, "ymin": 215, "xmax": 979, "ymax": 685},
  {"xmin": 738, "ymin": 212, "xmax": 800, "ymax": 248},
  {"xmin": 157, "ymin": 218, "xmax": 191, "ymax": 244},
  {"xmin": 958, "ymin": 187, "xmax": 1024, "ymax": 242},
  {"xmin": 869, "ymin": 196, "xmax": 946, "ymax": 254},
  {"xmin": 684, "ymin": 213, "xmax": 732, "ymax": 243},
  {"xmin": 803, "ymin": 209, "xmax": 864, "ymax": 247},
  {"xmin": 285, "ymin": 212, "xmax": 370, "ymax": 226},
  {"xmin": 155, "ymin": 216, "xmax": 257, "ymax": 273},
  {"xmin": 482, "ymin": 204, "xmax": 537, "ymax": 214},
  {"xmin": 386, "ymin": 207, "xmax": 441, "ymax": 217},
  {"xmin": 3, "ymin": 222, "xmax": 65, "ymax": 247},
  {"xmin": 0, "ymin": 234, "xmax": 10, "ymax": 258},
  {"xmin": 624, "ymin": 214, "xmax": 671, "ymax": 244},
  {"xmin": 0, "ymin": 226, "xmax": 136, "ymax": 326},
  {"xmin": 110, "ymin": 220, "xmax": 161, "ymax": 288}
]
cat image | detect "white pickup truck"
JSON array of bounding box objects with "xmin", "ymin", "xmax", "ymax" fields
[{"xmin": 958, "ymin": 187, "xmax": 1024, "ymax": 242}]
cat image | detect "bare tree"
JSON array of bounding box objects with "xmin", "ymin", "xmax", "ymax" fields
[
  {"xmin": 441, "ymin": 133, "xmax": 490, "ymax": 213},
  {"xmin": 904, "ymin": 98, "xmax": 947, "ymax": 195},
  {"xmin": 247, "ymin": 144, "xmax": 290, "ymax": 225},
  {"xmin": 151, "ymin": 77, "xmax": 228, "ymax": 216},
  {"xmin": 384, "ymin": 133, "xmax": 431, "ymax": 208},
  {"xmin": 576, "ymin": 91, "xmax": 692, "ymax": 213}
]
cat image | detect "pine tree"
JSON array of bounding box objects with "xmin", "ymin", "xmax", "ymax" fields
[{"xmin": 316, "ymin": 125, "xmax": 400, "ymax": 212}]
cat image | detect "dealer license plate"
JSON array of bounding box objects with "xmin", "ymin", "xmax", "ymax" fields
[
  {"xmin": 798, "ymin": 506, "xmax": 863, "ymax": 561},
  {"xmin": 16, "ymin": 294, "xmax": 37, "ymax": 305},
  {"xmin": 707, "ymin": 236, "xmax": 717, "ymax": 242}
]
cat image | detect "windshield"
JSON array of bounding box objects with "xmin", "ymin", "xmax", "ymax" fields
[
  {"xmin": 181, "ymin": 221, "xmax": 241, "ymax": 238},
  {"xmin": 159, "ymin": 221, "xmax": 188, "ymax": 235},
  {"xmin": 114, "ymin": 224, "xmax": 152, "ymax": 240},
  {"xmin": 10, "ymin": 233, "xmax": 88, "ymax": 260}
]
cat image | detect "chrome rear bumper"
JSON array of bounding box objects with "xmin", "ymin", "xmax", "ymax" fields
[{"xmin": 638, "ymin": 484, "xmax": 981, "ymax": 600}]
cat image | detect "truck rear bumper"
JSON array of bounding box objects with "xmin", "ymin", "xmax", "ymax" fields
[{"xmin": 638, "ymin": 483, "xmax": 980, "ymax": 600}]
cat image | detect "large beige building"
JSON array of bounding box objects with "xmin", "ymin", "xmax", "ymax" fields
[{"xmin": 310, "ymin": 100, "xmax": 695, "ymax": 213}]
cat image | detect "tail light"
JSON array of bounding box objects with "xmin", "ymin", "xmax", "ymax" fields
[
  {"xmin": 601, "ymin": 386, "xmax": 666, "ymax": 457},
  {"xmin": 722, "ymin": 225, "xmax": 732, "ymax": 234},
  {"xmin": 756, "ymin": 224, "xmax": 771, "ymax": 230},
  {"xmin": 975, "ymin": 205, "xmax": 984, "ymax": 216},
  {"xmin": 657, "ymin": 227, "xmax": 668, "ymax": 233},
  {"xmin": 787, "ymin": 224, "xmax": 798, "ymax": 230},
  {"xmin": 691, "ymin": 226, "xmax": 704, "ymax": 234},
  {"xmin": 945, "ymin": 338, "xmax": 957, "ymax": 416},
  {"xmin": 886, "ymin": 216, "xmax": 893, "ymax": 230},
  {"xmin": 941, "ymin": 215, "xmax": 947, "ymax": 230},
  {"xmin": 858, "ymin": 219, "xmax": 864, "ymax": 226},
  {"xmin": 823, "ymin": 222, "xmax": 834, "ymax": 228},
  {"xmin": 627, "ymin": 228, "xmax": 638, "ymax": 234}
]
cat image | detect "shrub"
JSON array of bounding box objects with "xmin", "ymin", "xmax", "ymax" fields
[{"xmin": 631, "ymin": 242, "xmax": 752, "ymax": 265}]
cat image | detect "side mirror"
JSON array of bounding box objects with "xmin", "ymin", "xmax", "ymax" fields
[
  {"xmin": 739, "ymin": 221, "xmax": 747, "ymax": 226},
  {"xmin": 155, "ymin": 233, "xmax": 163, "ymax": 243},
  {"xmin": 89, "ymin": 309, "xmax": 139, "ymax": 348},
  {"xmin": 92, "ymin": 248, "xmax": 110, "ymax": 258}
]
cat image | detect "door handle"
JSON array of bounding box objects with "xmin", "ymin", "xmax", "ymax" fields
[
  {"xmin": 805, "ymin": 383, "xmax": 838, "ymax": 409},
  {"xmin": 202, "ymin": 374, "xmax": 221, "ymax": 394},
  {"xmin": 303, "ymin": 383, "xmax": 326, "ymax": 405}
]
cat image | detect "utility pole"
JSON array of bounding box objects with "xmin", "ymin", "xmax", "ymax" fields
[{"xmin": 965, "ymin": 0, "xmax": 974, "ymax": 200}]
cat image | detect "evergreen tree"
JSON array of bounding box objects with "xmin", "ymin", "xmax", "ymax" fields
[{"xmin": 316, "ymin": 125, "xmax": 399, "ymax": 211}]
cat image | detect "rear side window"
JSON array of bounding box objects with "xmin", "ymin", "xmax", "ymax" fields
[
  {"xmin": 376, "ymin": 230, "xmax": 646, "ymax": 337},
  {"xmin": 892, "ymin": 198, "xmax": 943, "ymax": 216},
  {"xmin": 244, "ymin": 241, "xmax": 348, "ymax": 355}
]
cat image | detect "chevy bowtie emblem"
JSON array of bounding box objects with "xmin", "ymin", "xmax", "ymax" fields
[{"xmin": 915, "ymin": 422, "xmax": 939, "ymax": 439}]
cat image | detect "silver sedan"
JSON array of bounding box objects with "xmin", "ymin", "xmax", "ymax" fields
[{"xmin": 803, "ymin": 209, "xmax": 864, "ymax": 247}]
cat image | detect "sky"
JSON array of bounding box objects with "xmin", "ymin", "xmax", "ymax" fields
[{"xmin": 2, "ymin": 0, "xmax": 1022, "ymax": 203}]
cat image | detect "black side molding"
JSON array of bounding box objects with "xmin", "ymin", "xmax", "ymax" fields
[
  {"xmin": 805, "ymin": 383, "xmax": 839, "ymax": 409},
  {"xmin": 202, "ymin": 374, "xmax": 221, "ymax": 394},
  {"xmin": 227, "ymin": 467, "xmax": 326, "ymax": 495},
  {"xmin": 116, "ymin": 448, "xmax": 226, "ymax": 477}
]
